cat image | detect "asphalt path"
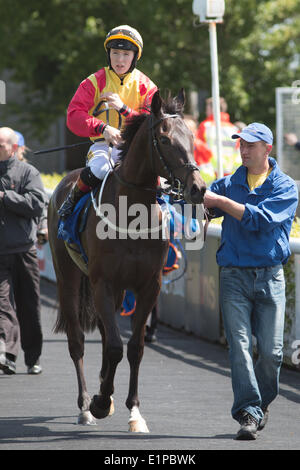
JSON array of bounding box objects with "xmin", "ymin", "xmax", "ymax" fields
[{"xmin": 0, "ymin": 279, "xmax": 299, "ymax": 453}]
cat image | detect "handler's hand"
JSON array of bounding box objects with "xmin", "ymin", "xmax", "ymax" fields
[
  {"xmin": 103, "ymin": 125, "xmax": 122, "ymax": 146},
  {"xmin": 101, "ymin": 92, "xmax": 124, "ymax": 111},
  {"xmin": 204, "ymin": 189, "xmax": 221, "ymax": 209}
]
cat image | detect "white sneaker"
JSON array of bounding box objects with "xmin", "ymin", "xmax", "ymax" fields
[
  {"xmin": 0, "ymin": 352, "xmax": 6, "ymax": 368},
  {"xmin": 27, "ymin": 364, "xmax": 42, "ymax": 375}
]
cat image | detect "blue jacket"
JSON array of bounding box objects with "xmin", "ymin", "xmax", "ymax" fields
[{"xmin": 210, "ymin": 157, "xmax": 299, "ymax": 267}]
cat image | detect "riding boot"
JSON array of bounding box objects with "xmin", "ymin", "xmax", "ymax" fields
[
  {"xmin": 58, "ymin": 180, "xmax": 88, "ymax": 219},
  {"xmin": 58, "ymin": 167, "xmax": 103, "ymax": 219}
]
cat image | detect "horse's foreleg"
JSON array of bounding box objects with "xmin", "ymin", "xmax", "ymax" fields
[
  {"xmin": 89, "ymin": 282, "xmax": 123, "ymax": 420},
  {"xmin": 126, "ymin": 283, "xmax": 160, "ymax": 433},
  {"xmin": 97, "ymin": 318, "xmax": 115, "ymax": 417}
]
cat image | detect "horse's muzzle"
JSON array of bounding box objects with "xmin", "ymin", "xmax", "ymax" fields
[{"xmin": 184, "ymin": 184, "xmax": 206, "ymax": 205}]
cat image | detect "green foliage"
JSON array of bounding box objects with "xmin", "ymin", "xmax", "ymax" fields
[
  {"xmin": 1, "ymin": 0, "xmax": 300, "ymax": 136},
  {"xmin": 41, "ymin": 172, "xmax": 66, "ymax": 190}
]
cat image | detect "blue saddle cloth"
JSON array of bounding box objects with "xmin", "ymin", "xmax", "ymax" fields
[{"xmin": 57, "ymin": 192, "xmax": 92, "ymax": 264}]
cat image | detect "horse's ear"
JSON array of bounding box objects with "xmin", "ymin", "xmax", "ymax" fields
[
  {"xmin": 176, "ymin": 88, "xmax": 185, "ymax": 109},
  {"xmin": 151, "ymin": 90, "xmax": 163, "ymax": 117}
]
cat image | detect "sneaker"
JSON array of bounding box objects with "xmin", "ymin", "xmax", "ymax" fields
[
  {"xmin": 258, "ymin": 408, "xmax": 269, "ymax": 431},
  {"xmin": 236, "ymin": 411, "xmax": 259, "ymax": 440},
  {"xmin": 0, "ymin": 358, "xmax": 16, "ymax": 375},
  {"xmin": 27, "ymin": 364, "xmax": 42, "ymax": 375},
  {"xmin": 0, "ymin": 352, "xmax": 6, "ymax": 368},
  {"xmin": 144, "ymin": 326, "xmax": 157, "ymax": 343}
]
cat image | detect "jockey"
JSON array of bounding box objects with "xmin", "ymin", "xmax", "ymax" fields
[{"xmin": 58, "ymin": 25, "xmax": 157, "ymax": 218}]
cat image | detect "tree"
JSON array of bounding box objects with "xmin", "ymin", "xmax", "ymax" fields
[{"xmin": 0, "ymin": 0, "xmax": 299, "ymax": 138}]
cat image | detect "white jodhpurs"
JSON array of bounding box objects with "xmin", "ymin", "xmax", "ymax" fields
[{"xmin": 87, "ymin": 142, "xmax": 122, "ymax": 180}]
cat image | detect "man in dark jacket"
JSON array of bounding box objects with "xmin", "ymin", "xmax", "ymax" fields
[{"xmin": 0, "ymin": 127, "xmax": 47, "ymax": 375}]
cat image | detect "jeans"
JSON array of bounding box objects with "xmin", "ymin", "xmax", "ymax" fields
[{"xmin": 220, "ymin": 265, "xmax": 286, "ymax": 423}]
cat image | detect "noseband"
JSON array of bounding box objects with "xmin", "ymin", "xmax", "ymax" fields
[{"xmin": 149, "ymin": 113, "xmax": 199, "ymax": 200}]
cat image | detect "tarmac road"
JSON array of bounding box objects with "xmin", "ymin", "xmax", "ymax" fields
[{"xmin": 0, "ymin": 279, "xmax": 299, "ymax": 452}]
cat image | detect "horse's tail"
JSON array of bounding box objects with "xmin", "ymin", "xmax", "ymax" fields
[
  {"xmin": 54, "ymin": 274, "xmax": 98, "ymax": 334},
  {"xmin": 78, "ymin": 274, "xmax": 98, "ymax": 332}
]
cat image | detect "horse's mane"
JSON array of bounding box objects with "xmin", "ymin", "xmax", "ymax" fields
[{"xmin": 118, "ymin": 94, "xmax": 183, "ymax": 161}]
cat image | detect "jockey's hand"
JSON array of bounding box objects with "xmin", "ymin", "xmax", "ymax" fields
[
  {"xmin": 101, "ymin": 92, "xmax": 124, "ymax": 111},
  {"xmin": 103, "ymin": 125, "xmax": 122, "ymax": 146}
]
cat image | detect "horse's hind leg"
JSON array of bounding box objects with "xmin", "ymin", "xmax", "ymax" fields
[
  {"xmin": 54, "ymin": 254, "xmax": 96, "ymax": 426},
  {"xmin": 58, "ymin": 279, "xmax": 96, "ymax": 425}
]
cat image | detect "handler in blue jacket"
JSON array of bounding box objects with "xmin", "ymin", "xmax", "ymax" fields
[{"xmin": 204, "ymin": 122, "xmax": 298, "ymax": 441}]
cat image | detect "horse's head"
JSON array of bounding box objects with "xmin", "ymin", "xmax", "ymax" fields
[{"xmin": 150, "ymin": 89, "xmax": 206, "ymax": 204}]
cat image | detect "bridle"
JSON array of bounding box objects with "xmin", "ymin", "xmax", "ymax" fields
[
  {"xmin": 113, "ymin": 111, "xmax": 199, "ymax": 200},
  {"xmin": 148, "ymin": 113, "xmax": 199, "ymax": 200}
]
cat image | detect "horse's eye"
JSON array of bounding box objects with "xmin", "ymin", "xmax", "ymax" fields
[{"xmin": 159, "ymin": 136, "xmax": 171, "ymax": 146}]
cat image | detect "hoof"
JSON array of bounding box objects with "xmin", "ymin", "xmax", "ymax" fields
[
  {"xmin": 108, "ymin": 397, "xmax": 115, "ymax": 416},
  {"xmin": 90, "ymin": 395, "xmax": 114, "ymax": 420},
  {"xmin": 78, "ymin": 410, "xmax": 97, "ymax": 426},
  {"xmin": 128, "ymin": 406, "xmax": 149, "ymax": 433},
  {"xmin": 128, "ymin": 419, "xmax": 149, "ymax": 433}
]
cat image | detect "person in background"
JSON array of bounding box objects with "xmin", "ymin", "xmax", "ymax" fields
[
  {"xmin": 196, "ymin": 97, "xmax": 241, "ymax": 184},
  {"xmin": 14, "ymin": 131, "xmax": 49, "ymax": 244},
  {"xmin": 184, "ymin": 115, "xmax": 213, "ymax": 169},
  {"xmin": 284, "ymin": 132, "xmax": 300, "ymax": 151},
  {"xmin": 14, "ymin": 131, "xmax": 30, "ymax": 162},
  {"xmin": 234, "ymin": 121, "xmax": 247, "ymax": 132},
  {"xmin": 0, "ymin": 127, "xmax": 46, "ymax": 375},
  {"xmin": 204, "ymin": 122, "xmax": 298, "ymax": 440}
]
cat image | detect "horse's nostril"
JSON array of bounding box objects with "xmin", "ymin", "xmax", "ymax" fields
[{"xmin": 191, "ymin": 184, "xmax": 198, "ymax": 195}]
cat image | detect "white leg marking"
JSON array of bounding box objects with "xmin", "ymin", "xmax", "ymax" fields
[{"xmin": 128, "ymin": 406, "xmax": 149, "ymax": 433}]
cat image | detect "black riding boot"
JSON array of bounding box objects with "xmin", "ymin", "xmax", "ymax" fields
[
  {"xmin": 58, "ymin": 182, "xmax": 87, "ymax": 219},
  {"xmin": 58, "ymin": 167, "xmax": 103, "ymax": 219}
]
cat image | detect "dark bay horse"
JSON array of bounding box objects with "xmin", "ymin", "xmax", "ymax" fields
[{"xmin": 48, "ymin": 89, "xmax": 206, "ymax": 432}]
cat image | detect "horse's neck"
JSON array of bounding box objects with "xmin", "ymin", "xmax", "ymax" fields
[{"xmin": 121, "ymin": 131, "xmax": 157, "ymax": 191}]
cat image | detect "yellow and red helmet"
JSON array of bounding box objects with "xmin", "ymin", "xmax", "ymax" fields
[{"xmin": 104, "ymin": 25, "xmax": 143, "ymax": 61}]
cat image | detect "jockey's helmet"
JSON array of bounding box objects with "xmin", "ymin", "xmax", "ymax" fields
[{"xmin": 104, "ymin": 25, "xmax": 143, "ymax": 72}]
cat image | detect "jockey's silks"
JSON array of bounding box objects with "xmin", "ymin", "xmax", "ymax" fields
[{"xmin": 67, "ymin": 67, "xmax": 157, "ymax": 141}]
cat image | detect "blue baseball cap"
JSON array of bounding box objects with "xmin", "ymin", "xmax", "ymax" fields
[
  {"xmin": 15, "ymin": 131, "xmax": 25, "ymax": 146},
  {"xmin": 232, "ymin": 122, "xmax": 273, "ymax": 145}
]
